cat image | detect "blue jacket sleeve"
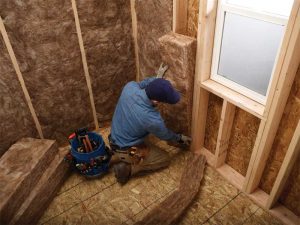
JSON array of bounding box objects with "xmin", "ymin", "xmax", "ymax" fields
[
  {"xmin": 138, "ymin": 77, "xmax": 156, "ymax": 89},
  {"xmin": 146, "ymin": 114, "xmax": 180, "ymax": 142}
]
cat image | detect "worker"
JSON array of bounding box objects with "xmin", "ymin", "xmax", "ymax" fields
[{"xmin": 108, "ymin": 63, "xmax": 192, "ymax": 184}]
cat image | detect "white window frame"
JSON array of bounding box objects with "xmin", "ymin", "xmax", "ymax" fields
[{"xmin": 211, "ymin": 0, "xmax": 289, "ymax": 105}]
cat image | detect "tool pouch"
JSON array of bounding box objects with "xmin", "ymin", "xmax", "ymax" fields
[{"xmin": 113, "ymin": 146, "xmax": 149, "ymax": 165}]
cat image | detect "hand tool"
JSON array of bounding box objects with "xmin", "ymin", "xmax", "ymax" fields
[{"xmin": 85, "ymin": 135, "xmax": 93, "ymax": 152}]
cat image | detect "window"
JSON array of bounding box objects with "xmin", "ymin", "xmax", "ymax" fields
[{"xmin": 211, "ymin": 0, "xmax": 293, "ymax": 104}]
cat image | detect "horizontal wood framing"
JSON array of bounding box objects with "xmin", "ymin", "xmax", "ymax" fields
[
  {"xmin": 201, "ymin": 80, "xmax": 265, "ymax": 119},
  {"xmin": 199, "ymin": 146, "xmax": 300, "ymax": 225},
  {"xmin": 249, "ymin": 190, "xmax": 299, "ymax": 225}
]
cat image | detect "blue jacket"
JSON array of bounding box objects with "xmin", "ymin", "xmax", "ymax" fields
[{"xmin": 111, "ymin": 78, "xmax": 180, "ymax": 148}]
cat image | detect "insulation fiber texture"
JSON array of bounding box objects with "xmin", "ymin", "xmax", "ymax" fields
[
  {"xmin": 159, "ymin": 33, "xmax": 196, "ymax": 135},
  {"xmin": 0, "ymin": 35, "xmax": 37, "ymax": 157},
  {"xmin": 136, "ymin": 0, "xmax": 173, "ymax": 79},
  {"xmin": 0, "ymin": 0, "xmax": 94, "ymax": 143},
  {"xmin": 76, "ymin": 0, "xmax": 136, "ymax": 122}
]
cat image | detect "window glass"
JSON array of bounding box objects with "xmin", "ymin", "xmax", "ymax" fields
[
  {"xmin": 217, "ymin": 12, "xmax": 285, "ymax": 95},
  {"xmin": 226, "ymin": 0, "xmax": 294, "ymax": 17}
]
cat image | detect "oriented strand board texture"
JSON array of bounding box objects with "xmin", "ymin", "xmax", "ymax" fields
[
  {"xmin": 0, "ymin": 0, "xmax": 94, "ymax": 143},
  {"xmin": 260, "ymin": 68, "xmax": 300, "ymax": 194},
  {"xmin": 187, "ymin": 0, "xmax": 199, "ymax": 38},
  {"xmin": 0, "ymin": 36, "xmax": 38, "ymax": 157},
  {"xmin": 226, "ymin": 109, "xmax": 260, "ymax": 176},
  {"xmin": 204, "ymin": 94, "xmax": 223, "ymax": 153},
  {"xmin": 76, "ymin": 0, "xmax": 136, "ymax": 122},
  {"xmin": 159, "ymin": 33, "xmax": 196, "ymax": 135},
  {"xmin": 135, "ymin": 0, "xmax": 173, "ymax": 79},
  {"xmin": 279, "ymin": 153, "xmax": 300, "ymax": 217}
]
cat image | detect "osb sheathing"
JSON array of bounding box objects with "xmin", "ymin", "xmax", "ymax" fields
[
  {"xmin": 204, "ymin": 94, "xmax": 223, "ymax": 154},
  {"xmin": 76, "ymin": 0, "xmax": 136, "ymax": 122},
  {"xmin": 0, "ymin": 36, "xmax": 37, "ymax": 157},
  {"xmin": 260, "ymin": 67, "xmax": 300, "ymax": 194},
  {"xmin": 135, "ymin": 0, "xmax": 173, "ymax": 79},
  {"xmin": 0, "ymin": 0, "xmax": 94, "ymax": 143},
  {"xmin": 279, "ymin": 153, "xmax": 300, "ymax": 217},
  {"xmin": 187, "ymin": 0, "xmax": 199, "ymax": 38},
  {"xmin": 226, "ymin": 109, "xmax": 260, "ymax": 176}
]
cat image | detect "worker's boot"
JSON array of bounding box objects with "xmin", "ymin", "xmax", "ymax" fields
[{"xmin": 113, "ymin": 162, "xmax": 131, "ymax": 184}]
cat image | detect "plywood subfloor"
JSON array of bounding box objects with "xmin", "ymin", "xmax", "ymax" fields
[{"xmin": 38, "ymin": 127, "xmax": 283, "ymax": 225}]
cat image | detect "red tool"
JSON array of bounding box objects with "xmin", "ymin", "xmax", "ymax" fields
[
  {"xmin": 85, "ymin": 135, "xmax": 93, "ymax": 152},
  {"xmin": 83, "ymin": 139, "xmax": 89, "ymax": 152}
]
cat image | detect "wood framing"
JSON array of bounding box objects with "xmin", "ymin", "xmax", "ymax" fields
[
  {"xmin": 71, "ymin": 0, "xmax": 99, "ymax": 130},
  {"xmin": 217, "ymin": 164, "xmax": 245, "ymax": 190},
  {"xmin": 191, "ymin": 85, "xmax": 209, "ymax": 152},
  {"xmin": 191, "ymin": 0, "xmax": 218, "ymax": 152},
  {"xmin": 201, "ymin": 80, "xmax": 264, "ymax": 119},
  {"xmin": 130, "ymin": 0, "xmax": 140, "ymax": 81},
  {"xmin": 0, "ymin": 16, "xmax": 44, "ymax": 139},
  {"xmin": 192, "ymin": 0, "xmax": 300, "ymax": 224},
  {"xmin": 214, "ymin": 100, "xmax": 235, "ymax": 168},
  {"xmin": 267, "ymin": 120, "xmax": 300, "ymax": 209},
  {"xmin": 244, "ymin": 0, "xmax": 300, "ymax": 193},
  {"xmin": 173, "ymin": 0, "xmax": 188, "ymax": 34}
]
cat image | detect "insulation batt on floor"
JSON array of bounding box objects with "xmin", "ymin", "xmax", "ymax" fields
[
  {"xmin": 37, "ymin": 127, "xmax": 284, "ymax": 225},
  {"xmin": 0, "ymin": 0, "xmax": 299, "ymax": 224}
]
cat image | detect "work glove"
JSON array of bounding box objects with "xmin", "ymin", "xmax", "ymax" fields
[
  {"xmin": 178, "ymin": 134, "xmax": 192, "ymax": 146},
  {"xmin": 156, "ymin": 63, "xmax": 169, "ymax": 78}
]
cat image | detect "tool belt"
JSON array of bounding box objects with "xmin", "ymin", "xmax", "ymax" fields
[{"xmin": 108, "ymin": 135, "xmax": 148, "ymax": 165}]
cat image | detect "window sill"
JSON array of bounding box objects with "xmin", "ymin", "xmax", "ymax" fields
[{"xmin": 200, "ymin": 79, "xmax": 265, "ymax": 119}]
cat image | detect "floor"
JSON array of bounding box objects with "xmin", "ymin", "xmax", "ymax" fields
[{"xmin": 38, "ymin": 127, "xmax": 283, "ymax": 225}]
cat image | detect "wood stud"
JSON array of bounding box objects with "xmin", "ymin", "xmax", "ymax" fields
[
  {"xmin": 214, "ymin": 100, "xmax": 236, "ymax": 168},
  {"xmin": 130, "ymin": 0, "xmax": 140, "ymax": 81},
  {"xmin": 187, "ymin": 0, "xmax": 300, "ymax": 224},
  {"xmin": 71, "ymin": 0, "xmax": 99, "ymax": 130},
  {"xmin": 173, "ymin": 0, "xmax": 188, "ymax": 35},
  {"xmin": 244, "ymin": 0, "xmax": 300, "ymax": 194},
  {"xmin": 0, "ymin": 17, "xmax": 44, "ymax": 139},
  {"xmin": 267, "ymin": 120, "xmax": 300, "ymax": 209}
]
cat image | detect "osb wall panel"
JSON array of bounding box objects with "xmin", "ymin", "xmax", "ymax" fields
[
  {"xmin": 279, "ymin": 153, "xmax": 300, "ymax": 216},
  {"xmin": 204, "ymin": 94, "xmax": 223, "ymax": 154},
  {"xmin": 135, "ymin": 0, "xmax": 173, "ymax": 79},
  {"xmin": 0, "ymin": 36, "xmax": 37, "ymax": 156},
  {"xmin": 226, "ymin": 109, "xmax": 260, "ymax": 176},
  {"xmin": 187, "ymin": 0, "xmax": 199, "ymax": 38},
  {"xmin": 0, "ymin": 0, "xmax": 94, "ymax": 143},
  {"xmin": 76, "ymin": 0, "xmax": 136, "ymax": 122},
  {"xmin": 159, "ymin": 33, "xmax": 196, "ymax": 135},
  {"xmin": 260, "ymin": 67, "xmax": 300, "ymax": 194}
]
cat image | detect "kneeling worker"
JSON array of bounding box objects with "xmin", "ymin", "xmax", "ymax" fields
[{"xmin": 109, "ymin": 64, "xmax": 191, "ymax": 184}]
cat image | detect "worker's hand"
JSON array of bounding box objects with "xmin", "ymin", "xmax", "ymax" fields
[
  {"xmin": 178, "ymin": 134, "xmax": 192, "ymax": 146},
  {"xmin": 156, "ymin": 63, "xmax": 169, "ymax": 78}
]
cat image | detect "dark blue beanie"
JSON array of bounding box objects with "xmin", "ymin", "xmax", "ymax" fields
[{"xmin": 145, "ymin": 78, "xmax": 180, "ymax": 104}]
